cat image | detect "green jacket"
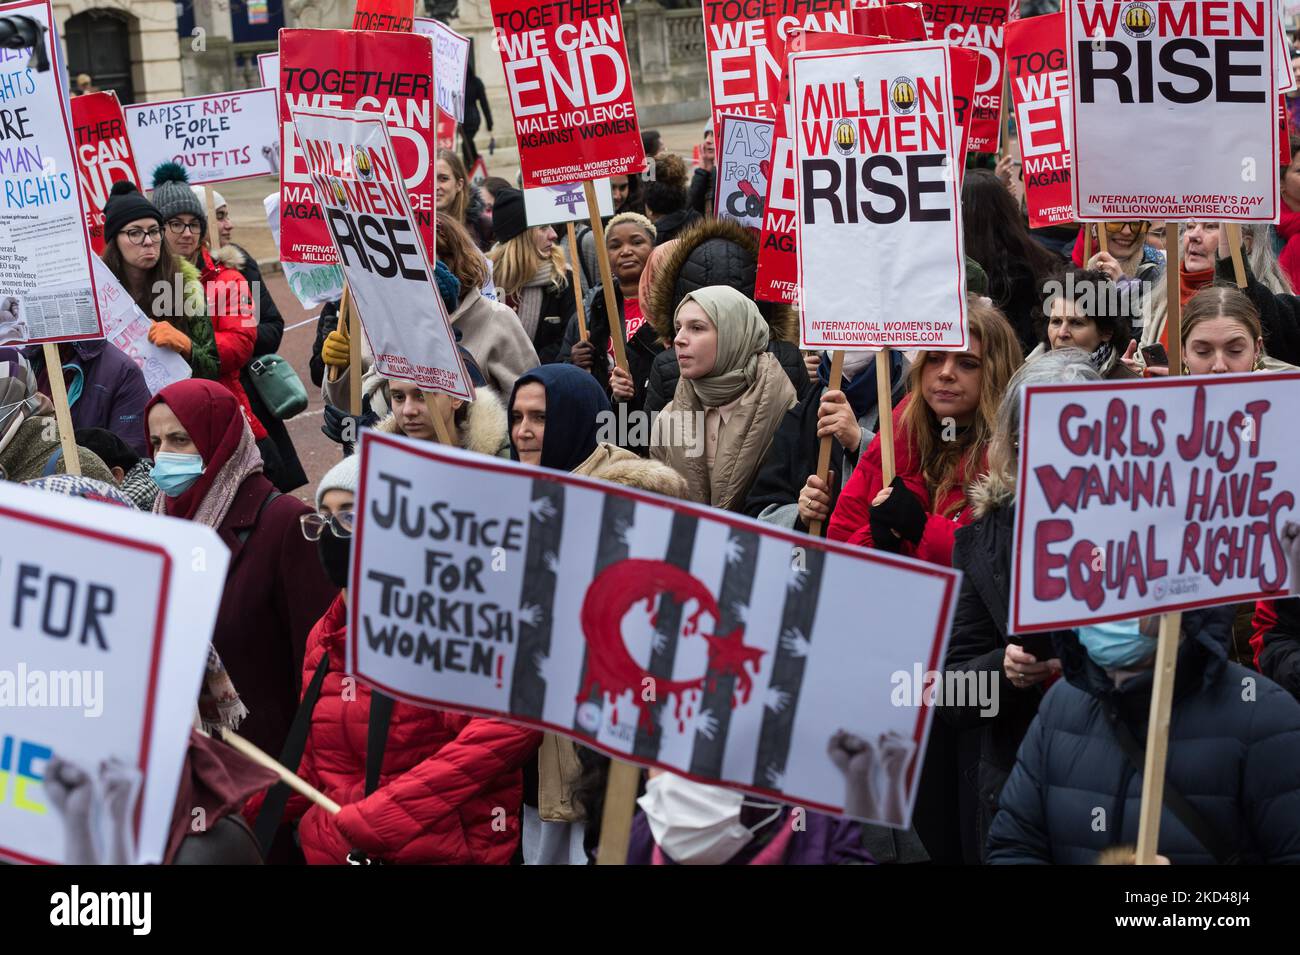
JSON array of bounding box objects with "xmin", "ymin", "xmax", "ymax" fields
[
  {"xmin": 167, "ymin": 258, "xmax": 218, "ymax": 381},
  {"xmin": 0, "ymin": 416, "xmax": 115, "ymax": 483}
]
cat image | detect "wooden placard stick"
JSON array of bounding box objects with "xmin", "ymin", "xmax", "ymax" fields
[
  {"xmin": 210, "ymin": 726, "xmax": 341, "ymax": 816},
  {"xmin": 348, "ymin": 294, "xmax": 362, "ymax": 416},
  {"xmin": 206, "ymin": 185, "xmax": 218, "ymax": 251},
  {"xmin": 1225, "ymin": 222, "xmax": 1248, "ymax": 288},
  {"xmin": 327, "ymin": 284, "xmax": 351, "ymax": 385},
  {"xmin": 1082, "ymin": 224, "xmax": 1093, "ymax": 263},
  {"xmin": 807, "ymin": 349, "xmax": 844, "ymax": 539},
  {"xmin": 566, "ymin": 221, "xmax": 589, "ymax": 342},
  {"xmin": 875, "ymin": 349, "xmax": 896, "ymax": 484},
  {"xmin": 430, "ymin": 398, "xmax": 456, "ymax": 446},
  {"xmin": 584, "ymin": 179, "xmax": 628, "ymax": 372},
  {"xmin": 595, "ymin": 760, "xmax": 642, "ymax": 865},
  {"xmin": 1097, "ymin": 223, "xmax": 1109, "ymax": 257},
  {"xmin": 41, "ymin": 342, "xmax": 80, "ymax": 477},
  {"xmin": 1165, "ymin": 222, "xmax": 1181, "ymax": 376}
]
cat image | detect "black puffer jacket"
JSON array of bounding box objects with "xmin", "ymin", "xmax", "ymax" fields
[
  {"xmin": 649, "ymin": 208, "xmax": 702, "ymax": 245},
  {"xmin": 987, "ymin": 606, "xmax": 1300, "ymax": 864}
]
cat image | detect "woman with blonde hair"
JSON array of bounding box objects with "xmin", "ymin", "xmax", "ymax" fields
[{"xmin": 486, "ymin": 188, "xmax": 576, "ymax": 363}]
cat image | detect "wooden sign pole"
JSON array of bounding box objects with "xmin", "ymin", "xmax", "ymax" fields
[
  {"xmin": 1082, "ymin": 224, "xmax": 1093, "ymax": 263},
  {"xmin": 1097, "ymin": 224, "xmax": 1109, "ymax": 257},
  {"xmin": 42, "ymin": 342, "xmax": 80, "ymax": 477},
  {"xmin": 1134, "ymin": 221, "xmax": 1183, "ymax": 865},
  {"xmin": 348, "ymin": 294, "xmax": 362, "ymax": 416},
  {"xmin": 206, "ymin": 185, "xmax": 218, "ymax": 251},
  {"xmin": 212, "ymin": 727, "xmax": 341, "ymax": 816},
  {"xmin": 566, "ymin": 221, "xmax": 589, "ymax": 342},
  {"xmin": 327, "ymin": 285, "xmax": 350, "ymax": 387},
  {"xmin": 807, "ymin": 349, "xmax": 844, "ymax": 539},
  {"xmin": 595, "ymin": 760, "xmax": 641, "ymax": 865},
  {"xmin": 875, "ymin": 349, "xmax": 896, "ymax": 485},
  {"xmin": 1225, "ymin": 222, "xmax": 1248, "ymax": 288},
  {"xmin": 431, "ymin": 402, "xmax": 456, "ymax": 446},
  {"xmin": 584, "ymin": 179, "xmax": 628, "ymax": 372}
]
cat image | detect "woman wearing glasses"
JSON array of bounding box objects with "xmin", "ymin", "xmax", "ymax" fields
[
  {"xmin": 99, "ymin": 180, "xmax": 218, "ymax": 380},
  {"xmin": 1073, "ymin": 220, "xmax": 1164, "ymax": 284}
]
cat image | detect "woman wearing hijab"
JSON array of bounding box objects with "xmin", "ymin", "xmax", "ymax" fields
[
  {"xmin": 649, "ymin": 287, "xmax": 798, "ymax": 511},
  {"xmin": 0, "ymin": 348, "xmax": 114, "ymax": 482},
  {"xmin": 144, "ymin": 379, "xmax": 336, "ymax": 760}
]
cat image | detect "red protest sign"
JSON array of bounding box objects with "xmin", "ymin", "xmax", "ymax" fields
[
  {"xmin": 1005, "ymin": 13, "xmax": 1071, "ymax": 228},
  {"xmin": 490, "ymin": 0, "xmax": 644, "ymax": 187},
  {"xmin": 278, "ymin": 28, "xmax": 437, "ymax": 265},
  {"xmin": 895, "ymin": 0, "xmax": 1013, "ymax": 152},
  {"xmin": 437, "ymin": 108, "xmax": 457, "ymax": 150},
  {"xmin": 852, "ymin": 1, "xmax": 927, "ymax": 39},
  {"xmin": 702, "ymin": 0, "xmax": 850, "ymax": 136},
  {"xmin": 71, "ymin": 91, "xmax": 141, "ymax": 255},
  {"xmin": 353, "ymin": 0, "xmax": 414, "ymax": 31}
]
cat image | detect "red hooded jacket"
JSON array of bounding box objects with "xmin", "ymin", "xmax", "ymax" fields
[
  {"xmin": 247, "ymin": 596, "xmax": 541, "ymax": 864},
  {"xmin": 199, "ymin": 246, "xmax": 265, "ymax": 441}
]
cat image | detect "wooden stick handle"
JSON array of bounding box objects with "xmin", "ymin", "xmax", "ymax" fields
[
  {"xmin": 431, "ymin": 402, "xmax": 456, "ymax": 446},
  {"xmin": 348, "ymin": 294, "xmax": 362, "ymax": 417},
  {"xmin": 807, "ymin": 349, "xmax": 843, "ymax": 539},
  {"xmin": 1225, "ymin": 222, "xmax": 1248, "ymax": 288},
  {"xmin": 1134, "ymin": 610, "xmax": 1181, "ymax": 864},
  {"xmin": 1082, "ymin": 224, "xmax": 1093, "ymax": 264},
  {"xmin": 876, "ymin": 349, "xmax": 895, "ymax": 485},
  {"xmin": 1097, "ymin": 225, "xmax": 1109, "ymax": 257},
  {"xmin": 327, "ymin": 284, "xmax": 350, "ymax": 385},
  {"xmin": 585, "ymin": 179, "xmax": 628, "ymax": 373},
  {"xmin": 595, "ymin": 760, "xmax": 641, "ymax": 865},
  {"xmin": 206, "ymin": 185, "xmax": 218, "ymax": 251},
  {"xmin": 214, "ymin": 726, "xmax": 342, "ymax": 816},
  {"xmin": 42, "ymin": 342, "xmax": 80, "ymax": 477},
  {"xmin": 1165, "ymin": 222, "xmax": 1181, "ymax": 376},
  {"xmin": 567, "ymin": 221, "xmax": 589, "ymax": 342}
]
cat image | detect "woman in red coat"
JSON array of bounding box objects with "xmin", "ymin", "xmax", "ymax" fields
[
  {"xmin": 828, "ymin": 303, "xmax": 1023, "ymax": 566},
  {"xmin": 254, "ymin": 455, "xmax": 540, "ymax": 864}
]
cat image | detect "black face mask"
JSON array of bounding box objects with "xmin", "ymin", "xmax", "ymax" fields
[{"xmin": 317, "ymin": 530, "xmax": 351, "ymax": 589}]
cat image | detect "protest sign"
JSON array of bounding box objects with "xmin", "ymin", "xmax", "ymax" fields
[
  {"xmin": 1006, "ymin": 12, "xmax": 1072, "ymax": 228},
  {"xmin": 263, "ymin": 193, "xmax": 346, "ymax": 309},
  {"xmin": 91, "ymin": 257, "xmax": 191, "ymax": 395},
  {"xmin": 1011, "ymin": 374, "xmax": 1300, "ymax": 633},
  {"xmin": 353, "ymin": 0, "xmax": 415, "ymax": 31},
  {"xmin": 70, "ymin": 92, "xmax": 142, "ymax": 254},
  {"xmin": 715, "ymin": 114, "xmax": 774, "ymax": 230},
  {"xmin": 792, "ymin": 41, "xmax": 968, "ymax": 349},
  {"xmin": 1067, "ymin": 0, "xmax": 1278, "ymax": 221},
  {"xmin": 524, "ymin": 177, "xmax": 613, "ymax": 225},
  {"xmin": 0, "ymin": 0, "xmax": 101, "ymax": 347},
  {"xmin": 0, "ymin": 481, "xmax": 229, "ymax": 865},
  {"xmin": 490, "ymin": 0, "xmax": 645, "ymax": 187},
  {"xmin": 415, "ymin": 17, "xmax": 471, "ymax": 122},
  {"xmin": 901, "ymin": 0, "xmax": 1014, "ymax": 152},
  {"xmin": 279, "ymin": 28, "xmax": 438, "ymax": 265},
  {"xmin": 349, "ymin": 432, "xmax": 961, "ymax": 827},
  {"xmin": 125, "ymin": 89, "xmax": 280, "ymax": 186},
  {"xmin": 853, "ymin": 1, "xmax": 928, "ymax": 40},
  {"xmin": 702, "ymin": 0, "xmax": 850, "ymax": 136},
  {"xmin": 291, "ymin": 106, "xmax": 471, "ymax": 399},
  {"xmin": 257, "ymin": 51, "xmax": 279, "ymax": 92}
]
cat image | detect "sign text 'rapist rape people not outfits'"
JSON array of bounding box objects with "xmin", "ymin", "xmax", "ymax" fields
[
  {"xmin": 1067, "ymin": 0, "xmax": 1278, "ymax": 221},
  {"xmin": 792, "ymin": 41, "xmax": 967, "ymax": 350},
  {"xmin": 490, "ymin": 0, "xmax": 645, "ymax": 187},
  {"xmin": 291, "ymin": 106, "xmax": 472, "ymax": 400},
  {"xmin": 349, "ymin": 433, "xmax": 961, "ymax": 828},
  {"xmin": 1012, "ymin": 374, "xmax": 1300, "ymax": 633}
]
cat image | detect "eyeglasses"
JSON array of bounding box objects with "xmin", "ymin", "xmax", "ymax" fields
[
  {"xmin": 300, "ymin": 510, "xmax": 356, "ymax": 540},
  {"xmin": 123, "ymin": 227, "xmax": 162, "ymax": 245},
  {"xmin": 1103, "ymin": 221, "xmax": 1148, "ymax": 235},
  {"xmin": 166, "ymin": 220, "xmax": 203, "ymax": 235}
]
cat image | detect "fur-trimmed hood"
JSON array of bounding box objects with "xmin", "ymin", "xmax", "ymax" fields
[
  {"xmin": 968, "ymin": 468, "xmax": 1016, "ymax": 520},
  {"xmin": 208, "ymin": 244, "xmax": 248, "ymax": 271},
  {"xmin": 573, "ymin": 442, "xmax": 688, "ymax": 497},
  {"xmin": 643, "ymin": 217, "xmax": 796, "ymax": 345},
  {"xmin": 376, "ymin": 385, "xmax": 510, "ymax": 457}
]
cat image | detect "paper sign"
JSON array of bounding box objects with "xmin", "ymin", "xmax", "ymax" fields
[
  {"xmin": 523, "ymin": 178, "xmax": 614, "ymax": 225},
  {"xmin": 124, "ymin": 89, "xmax": 281, "ymax": 185},
  {"xmin": 715, "ymin": 113, "xmax": 774, "ymax": 230}
]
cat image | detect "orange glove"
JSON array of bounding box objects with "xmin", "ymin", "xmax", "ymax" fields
[{"xmin": 148, "ymin": 321, "xmax": 192, "ymax": 359}]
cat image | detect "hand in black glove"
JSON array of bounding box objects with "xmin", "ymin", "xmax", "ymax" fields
[
  {"xmin": 322, "ymin": 403, "xmax": 378, "ymax": 455},
  {"xmin": 868, "ymin": 476, "xmax": 928, "ymax": 548}
]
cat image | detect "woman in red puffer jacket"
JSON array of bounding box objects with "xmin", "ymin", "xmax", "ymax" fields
[{"xmin": 247, "ymin": 456, "xmax": 541, "ymax": 865}]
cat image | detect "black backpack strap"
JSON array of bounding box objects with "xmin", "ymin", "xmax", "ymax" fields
[
  {"xmin": 365, "ymin": 691, "xmax": 395, "ymax": 796},
  {"xmin": 253, "ymin": 650, "xmax": 331, "ymax": 854},
  {"xmin": 1101, "ymin": 700, "xmax": 1239, "ymax": 864}
]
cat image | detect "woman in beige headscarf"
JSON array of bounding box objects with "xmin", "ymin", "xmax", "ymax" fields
[{"xmin": 651, "ymin": 286, "xmax": 797, "ymax": 510}]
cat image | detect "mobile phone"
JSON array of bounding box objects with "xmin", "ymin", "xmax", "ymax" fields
[
  {"xmin": 1012, "ymin": 632, "xmax": 1056, "ymax": 662},
  {"xmin": 1140, "ymin": 343, "xmax": 1169, "ymax": 368}
]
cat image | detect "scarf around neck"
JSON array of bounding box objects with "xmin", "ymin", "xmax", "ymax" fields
[{"xmin": 513, "ymin": 261, "xmax": 557, "ymax": 339}]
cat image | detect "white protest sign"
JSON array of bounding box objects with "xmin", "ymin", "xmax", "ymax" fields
[
  {"xmin": 0, "ymin": 0, "xmax": 102, "ymax": 347},
  {"xmin": 792, "ymin": 41, "xmax": 967, "ymax": 351},
  {"xmin": 263, "ymin": 193, "xmax": 346, "ymax": 310},
  {"xmin": 1067, "ymin": 0, "xmax": 1278, "ymax": 221},
  {"xmin": 125, "ymin": 88, "xmax": 281, "ymax": 186},
  {"xmin": 348, "ymin": 433, "xmax": 962, "ymax": 827},
  {"xmin": 258, "ymin": 52, "xmax": 279, "ymax": 93},
  {"xmin": 715, "ymin": 113, "xmax": 774, "ymax": 230},
  {"xmin": 1012, "ymin": 374, "xmax": 1300, "ymax": 634},
  {"xmin": 523, "ymin": 178, "xmax": 614, "ymax": 226},
  {"xmin": 414, "ymin": 17, "xmax": 471, "ymax": 122},
  {"xmin": 291, "ymin": 106, "xmax": 472, "ymax": 399},
  {"xmin": 0, "ymin": 481, "xmax": 229, "ymax": 865},
  {"xmin": 90, "ymin": 257, "xmax": 191, "ymax": 395}
]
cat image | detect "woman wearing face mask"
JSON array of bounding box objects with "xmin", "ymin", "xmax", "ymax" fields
[
  {"xmin": 942, "ymin": 350, "xmax": 1102, "ymax": 864},
  {"xmin": 145, "ymin": 379, "xmax": 336, "ymax": 760},
  {"xmin": 1027, "ymin": 268, "xmax": 1138, "ymax": 380},
  {"xmin": 650, "ymin": 287, "xmax": 798, "ymax": 511},
  {"xmin": 561, "ymin": 213, "xmax": 664, "ymax": 430},
  {"xmin": 0, "ymin": 349, "xmax": 115, "ymax": 482},
  {"xmin": 243, "ymin": 456, "xmax": 542, "ymax": 864},
  {"xmin": 987, "ymin": 606, "xmax": 1300, "ymax": 864},
  {"xmin": 487, "ymin": 189, "xmax": 576, "ymax": 364}
]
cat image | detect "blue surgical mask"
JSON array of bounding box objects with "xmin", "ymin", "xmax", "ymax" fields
[
  {"xmin": 152, "ymin": 451, "xmax": 205, "ymax": 497},
  {"xmin": 1076, "ymin": 619, "xmax": 1155, "ymax": 670}
]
